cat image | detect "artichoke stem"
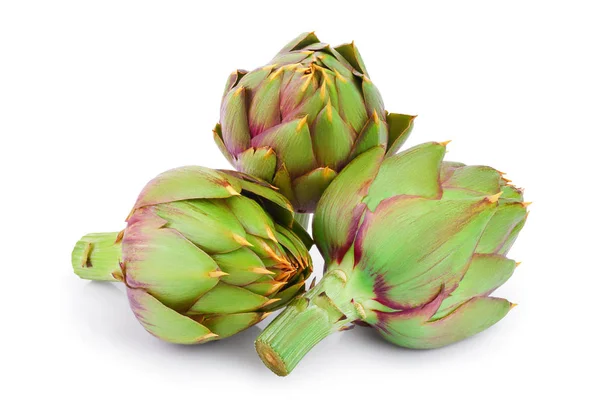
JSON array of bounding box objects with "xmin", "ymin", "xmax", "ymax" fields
[
  {"xmin": 71, "ymin": 232, "xmax": 123, "ymax": 282},
  {"xmin": 255, "ymin": 271, "xmax": 354, "ymax": 376},
  {"xmin": 293, "ymin": 212, "xmax": 311, "ymax": 230}
]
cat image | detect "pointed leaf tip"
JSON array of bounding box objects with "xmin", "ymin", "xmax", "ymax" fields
[
  {"xmin": 372, "ymin": 109, "xmax": 380, "ymax": 124},
  {"xmin": 263, "ymin": 298, "xmax": 282, "ymax": 307},
  {"xmin": 200, "ymin": 333, "xmax": 220, "ymax": 340},
  {"xmin": 232, "ymin": 234, "xmax": 253, "ymax": 247},
  {"xmin": 251, "ymin": 267, "xmax": 276, "ymax": 275},
  {"xmin": 266, "ymin": 226, "xmax": 278, "ymax": 242},
  {"xmin": 486, "ymin": 192, "xmax": 503, "ymax": 203},
  {"xmin": 296, "ymin": 115, "xmax": 309, "ymax": 132},
  {"xmin": 226, "ymin": 185, "xmax": 240, "ymax": 196},
  {"xmin": 385, "ymin": 113, "xmax": 417, "ymax": 155},
  {"xmin": 208, "ymin": 270, "xmax": 229, "ymax": 278}
]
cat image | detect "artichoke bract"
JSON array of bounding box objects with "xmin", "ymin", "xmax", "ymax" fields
[
  {"xmin": 256, "ymin": 143, "xmax": 528, "ymax": 375},
  {"xmin": 214, "ymin": 32, "xmax": 416, "ymax": 213},
  {"xmin": 72, "ymin": 167, "xmax": 312, "ymax": 344}
]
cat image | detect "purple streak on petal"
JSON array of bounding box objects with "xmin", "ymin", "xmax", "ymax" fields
[
  {"xmin": 352, "ymin": 206, "xmax": 372, "ymax": 265},
  {"xmin": 280, "ymin": 88, "xmax": 304, "ymax": 122},
  {"xmin": 122, "ymin": 207, "xmax": 166, "ymax": 289},
  {"xmin": 374, "ymin": 286, "xmax": 447, "ymax": 330},
  {"xmin": 334, "ymin": 202, "xmax": 367, "ymax": 264},
  {"xmin": 126, "ymin": 287, "xmax": 156, "ymax": 329},
  {"xmin": 280, "ymin": 97, "xmax": 311, "ymax": 123},
  {"xmin": 373, "ymin": 273, "xmax": 392, "ymax": 303}
]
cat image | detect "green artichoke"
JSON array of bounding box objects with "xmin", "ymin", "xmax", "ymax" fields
[
  {"xmin": 256, "ymin": 142, "xmax": 528, "ymax": 375},
  {"xmin": 72, "ymin": 166, "xmax": 312, "ymax": 344},
  {"xmin": 214, "ymin": 32, "xmax": 416, "ymax": 213}
]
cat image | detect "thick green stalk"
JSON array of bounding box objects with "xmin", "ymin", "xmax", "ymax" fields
[
  {"xmin": 294, "ymin": 212, "xmax": 311, "ymax": 230},
  {"xmin": 255, "ymin": 269, "xmax": 360, "ymax": 376},
  {"xmin": 72, "ymin": 232, "xmax": 123, "ymax": 281}
]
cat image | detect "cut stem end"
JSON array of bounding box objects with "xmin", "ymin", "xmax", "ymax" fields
[
  {"xmin": 71, "ymin": 232, "xmax": 123, "ymax": 282},
  {"xmin": 255, "ymin": 271, "xmax": 356, "ymax": 376},
  {"xmin": 255, "ymin": 340, "xmax": 289, "ymax": 377}
]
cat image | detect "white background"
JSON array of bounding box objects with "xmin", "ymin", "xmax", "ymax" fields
[{"xmin": 1, "ymin": 1, "xmax": 598, "ymax": 398}]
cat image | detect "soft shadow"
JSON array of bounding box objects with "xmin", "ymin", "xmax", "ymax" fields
[
  {"xmin": 338, "ymin": 321, "xmax": 510, "ymax": 364},
  {"xmin": 69, "ymin": 280, "xmax": 269, "ymax": 375},
  {"xmin": 162, "ymin": 326, "xmax": 262, "ymax": 368},
  {"xmin": 343, "ymin": 324, "xmax": 423, "ymax": 351}
]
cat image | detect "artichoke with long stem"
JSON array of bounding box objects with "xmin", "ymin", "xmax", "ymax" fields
[
  {"xmin": 255, "ymin": 142, "xmax": 528, "ymax": 375},
  {"xmin": 72, "ymin": 167, "xmax": 312, "ymax": 343},
  {"xmin": 214, "ymin": 32, "xmax": 415, "ymax": 214}
]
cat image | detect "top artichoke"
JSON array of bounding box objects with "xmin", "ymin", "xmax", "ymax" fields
[
  {"xmin": 72, "ymin": 166, "xmax": 312, "ymax": 344},
  {"xmin": 214, "ymin": 32, "xmax": 416, "ymax": 213},
  {"xmin": 256, "ymin": 142, "xmax": 529, "ymax": 375}
]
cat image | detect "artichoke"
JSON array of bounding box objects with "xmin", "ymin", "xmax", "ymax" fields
[
  {"xmin": 214, "ymin": 32, "xmax": 416, "ymax": 213},
  {"xmin": 256, "ymin": 142, "xmax": 529, "ymax": 375},
  {"xmin": 72, "ymin": 166, "xmax": 312, "ymax": 344}
]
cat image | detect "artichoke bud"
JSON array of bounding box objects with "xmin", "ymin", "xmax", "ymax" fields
[
  {"xmin": 214, "ymin": 32, "xmax": 417, "ymax": 213},
  {"xmin": 256, "ymin": 142, "xmax": 528, "ymax": 375},
  {"xmin": 72, "ymin": 167, "xmax": 312, "ymax": 344}
]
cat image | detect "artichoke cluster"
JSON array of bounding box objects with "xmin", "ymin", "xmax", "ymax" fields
[{"xmin": 73, "ymin": 32, "xmax": 529, "ymax": 376}]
